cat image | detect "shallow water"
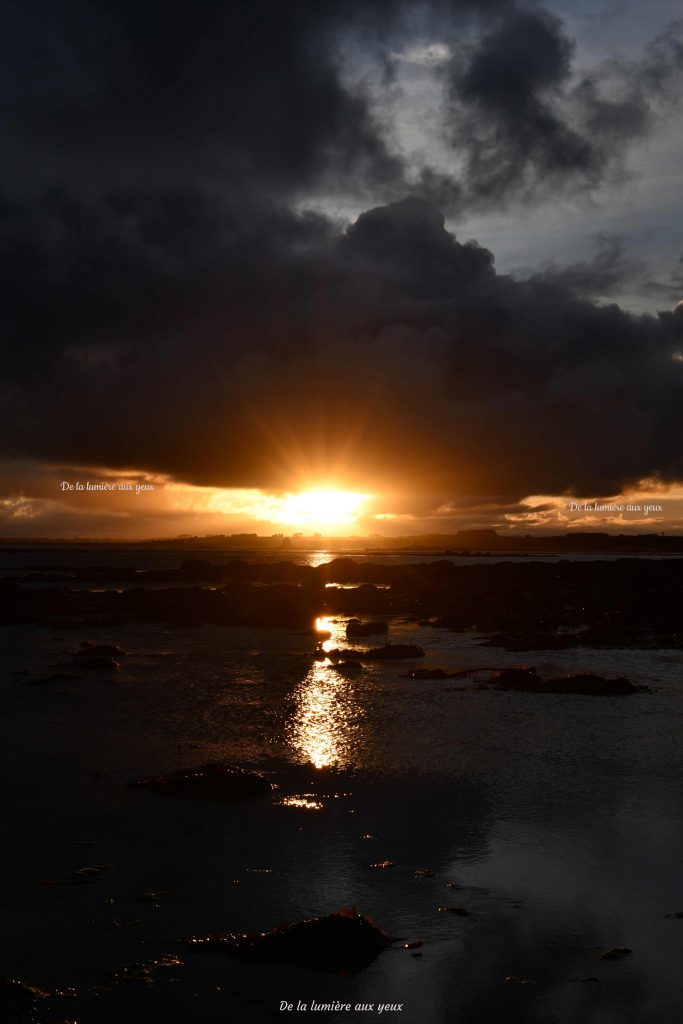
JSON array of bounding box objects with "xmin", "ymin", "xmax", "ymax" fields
[{"xmin": 1, "ymin": 559, "xmax": 682, "ymax": 1023}]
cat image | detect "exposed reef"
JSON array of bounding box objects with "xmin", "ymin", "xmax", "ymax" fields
[
  {"xmin": 132, "ymin": 763, "xmax": 272, "ymax": 801},
  {"xmin": 493, "ymin": 668, "xmax": 648, "ymax": 695},
  {"xmin": 1, "ymin": 558, "xmax": 681, "ymax": 652},
  {"xmin": 183, "ymin": 909, "xmax": 392, "ymax": 973}
]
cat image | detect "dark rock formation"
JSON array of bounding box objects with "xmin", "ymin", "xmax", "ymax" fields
[
  {"xmin": 0, "ymin": 977, "xmax": 49, "ymax": 1004},
  {"xmin": 494, "ymin": 668, "xmax": 647, "ymax": 695},
  {"xmin": 132, "ymin": 763, "xmax": 272, "ymax": 801},
  {"xmin": 3, "ymin": 558, "xmax": 681, "ymax": 651},
  {"xmin": 69, "ymin": 656, "xmax": 120, "ymax": 672},
  {"xmin": 183, "ymin": 909, "xmax": 391, "ymax": 973},
  {"xmin": 598, "ymin": 947, "xmax": 632, "ymax": 960},
  {"xmin": 331, "ymin": 660, "xmax": 364, "ymax": 676}
]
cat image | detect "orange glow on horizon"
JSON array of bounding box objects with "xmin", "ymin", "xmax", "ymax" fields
[{"xmin": 268, "ymin": 488, "xmax": 370, "ymax": 532}]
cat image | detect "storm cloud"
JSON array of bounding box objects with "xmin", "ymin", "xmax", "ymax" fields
[
  {"xmin": 441, "ymin": 7, "xmax": 683, "ymax": 209},
  {"xmin": 1, "ymin": 0, "xmax": 682, "ymax": 511},
  {"xmin": 2, "ymin": 191, "xmax": 682, "ymax": 499}
]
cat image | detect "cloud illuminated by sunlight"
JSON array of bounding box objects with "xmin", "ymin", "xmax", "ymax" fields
[
  {"xmin": 504, "ymin": 480, "xmax": 683, "ymax": 531},
  {"xmin": 170, "ymin": 484, "xmax": 371, "ymax": 533},
  {"xmin": 269, "ymin": 489, "xmax": 370, "ymax": 531}
]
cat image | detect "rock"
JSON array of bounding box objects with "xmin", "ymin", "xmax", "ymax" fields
[
  {"xmin": 437, "ymin": 906, "xmax": 470, "ymax": 916},
  {"xmin": 7, "ymin": 558, "xmax": 681, "ymax": 646},
  {"xmin": 0, "ymin": 977, "xmax": 49, "ymax": 1002},
  {"xmin": 370, "ymin": 860, "xmax": 395, "ymax": 869},
  {"xmin": 494, "ymin": 668, "xmax": 646, "ymax": 695},
  {"xmin": 414, "ymin": 869, "xmax": 434, "ymax": 878},
  {"xmin": 132, "ymin": 762, "xmax": 272, "ymax": 801},
  {"xmin": 504, "ymin": 976, "xmax": 534, "ymax": 985},
  {"xmin": 598, "ymin": 947, "xmax": 632, "ymax": 960},
  {"xmin": 71, "ymin": 656, "xmax": 120, "ymax": 672},
  {"xmin": 332, "ymin": 660, "xmax": 364, "ymax": 676},
  {"xmin": 183, "ymin": 908, "xmax": 391, "ymax": 973},
  {"xmin": 493, "ymin": 667, "xmax": 541, "ymax": 690},
  {"xmin": 346, "ymin": 619, "xmax": 389, "ymax": 638},
  {"xmin": 115, "ymin": 954, "xmax": 182, "ymax": 984},
  {"xmin": 542, "ymin": 673, "xmax": 647, "ymax": 695}
]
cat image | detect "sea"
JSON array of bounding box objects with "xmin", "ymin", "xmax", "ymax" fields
[{"xmin": 1, "ymin": 548, "xmax": 681, "ymax": 1023}]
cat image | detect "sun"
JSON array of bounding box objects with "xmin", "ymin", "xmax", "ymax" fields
[{"xmin": 271, "ymin": 488, "xmax": 370, "ymax": 532}]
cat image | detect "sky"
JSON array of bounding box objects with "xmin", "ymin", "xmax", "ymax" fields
[{"xmin": 1, "ymin": 0, "xmax": 682, "ymax": 538}]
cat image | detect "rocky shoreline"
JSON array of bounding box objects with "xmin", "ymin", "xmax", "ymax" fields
[{"xmin": 2, "ymin": 557, "xmax": 681, "ymax": 650}]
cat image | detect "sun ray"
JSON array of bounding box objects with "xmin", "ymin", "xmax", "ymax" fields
[{"xmin": 270, "ymin": 488, "xmax": 370, "ymax": 532}]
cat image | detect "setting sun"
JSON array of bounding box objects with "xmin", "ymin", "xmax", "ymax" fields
[{"xmin": 270, "ymin": 488, "xmax": 370, "ymax": 532}]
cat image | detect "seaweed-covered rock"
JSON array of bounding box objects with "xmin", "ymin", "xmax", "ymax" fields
[
  {"xmin": 183, "ymin": 908, "xmax": 391, "ymax": 973},
  {"xmin": 132, "ymin": 763, "xmax": 272, "ymax": 801}
]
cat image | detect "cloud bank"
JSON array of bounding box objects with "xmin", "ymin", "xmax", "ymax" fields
[{"xmin": 1, "ymin": 0, "xmax": 682, "ymax": 517}]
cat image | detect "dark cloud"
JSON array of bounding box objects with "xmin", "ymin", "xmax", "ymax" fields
[
  {"xmin": 1, "ymin": 190, "xmax": 682, "ymax": 498},
  {"xmin": 0, "ymin": 0, "xmax": 408, "ymax": 204},
  {"xmin": 2, "ymin": 2, "xmax": 680, "ymax": 212},
  {"xmin": 440, "ymin": 9, "xmax": 683, "ymax": 209},
  {"xmin": 1, "ymin": 1, "xmax": 682, "ymax": 508},
  {"xmin": 641, "ymin": 255, "xmax": 683, "ymax": 305},
  {"xmin": 525, "ymin": 234, "xmax": 643, "ymax": 296},
  {"xmin": 446, "ymin": 7, "xmax": 591, "ymax": 203}
]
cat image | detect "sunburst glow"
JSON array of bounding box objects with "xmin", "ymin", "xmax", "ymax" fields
[
  {"xmin": 166, "ymin": 483, "xmax": 371, "ymax": 533},
  {"xmin": 269, "ymin": 488, "xmax": 370, "ymax": 532}
]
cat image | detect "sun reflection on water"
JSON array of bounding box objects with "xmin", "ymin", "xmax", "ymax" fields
[
  {"xmin": 287, "ymin": 661, "xmax": 363, "ymax": 769},
  {"xmin": 275, "ymin": 795, "xmax": 325, "ymax": 811},
  {"xmin": 314, "ymin": 615, "xmax": 346, "ymax": 653}
]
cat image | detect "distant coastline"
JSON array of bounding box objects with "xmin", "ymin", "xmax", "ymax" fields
[{"xmin": 1, "ymin": 528, "xmax": 683, "ymax": 555}]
